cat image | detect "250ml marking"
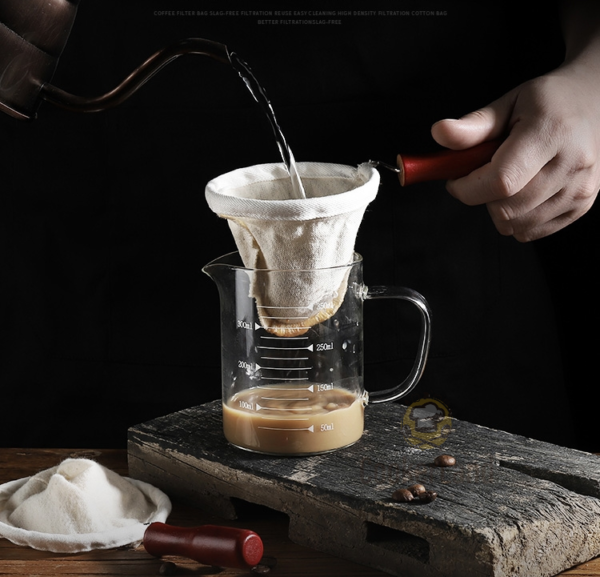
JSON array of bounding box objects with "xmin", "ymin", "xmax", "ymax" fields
[{"xmin": 316, "ymin": 342, "xmax": 334, "ymax": 351}]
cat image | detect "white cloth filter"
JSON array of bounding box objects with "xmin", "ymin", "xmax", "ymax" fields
[
  {"xmin": 205, "ymin": 162, "xmax": 379, "ymax": 335},
  {"xmin": 0, "ymin": 458, "xmax": 171, "ymax": 553}
]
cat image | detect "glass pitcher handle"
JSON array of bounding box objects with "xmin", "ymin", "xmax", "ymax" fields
[{"xmin": 365, "ymin": 286, "xmax": 432, "ymax": 404}]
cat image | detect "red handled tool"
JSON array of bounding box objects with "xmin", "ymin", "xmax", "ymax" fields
[
  {"xmin": 397, "ymin": 138, "xmax": 502, "ymax": 185},
  {"xmin": 371, "ymin": 138, "xmax": 502, "ymax": 186},
  {"xmin": 144, "ymin": 522, "xmax": 264, "ymax": 570}
]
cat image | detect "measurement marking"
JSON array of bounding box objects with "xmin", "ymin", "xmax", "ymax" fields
[
  {"xmin": 261, "ymin": 316, "xmax": 309, "ymax": 321},
  {"xmin": 257, "ymin": 325, "xmax": 312, "ymax": 331},
  {"xmin": 260, "ymin": 366, "xmax": 311, "ymax": 371},
  {"xmin": 258, "ymin": 425, "xmax": 315, "ymax": 432},
  {"xmin": 260, "ymin": 349, "xmax": 308, "ymax": 361},
  {"xmin": 257, "ymin": 305, "xmax": 312, "ymax": 310},
  {"xmin": 260, "ymin": 397, "xmax": 310, "ymax": 402},
  {"xmin": 258, "ymin": 345, "xmax": 314, "ymax": 351},
  {"xmin": 260, "ymin": 377, "xmax": 309, "ymax": 381},
  {"xmin": 256, "ymin": 403, "xmax": 312, "ymax": 411},
  {"xmin": 258, "ymin": 385, "xmax": 315, "ymax": 392},
  {"xmin": 260, "ymin": 336, "xmax": 308, "ymax": 340}
]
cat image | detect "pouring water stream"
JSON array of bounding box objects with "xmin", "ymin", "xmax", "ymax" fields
[{"xmin": 229, "ymin": 52, "xmax": 306, "ymax": 199}]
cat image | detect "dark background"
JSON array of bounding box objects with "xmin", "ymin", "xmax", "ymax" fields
[{"xmin": 1, "ymin": 2, "xmax": 597, "ymax": 450}]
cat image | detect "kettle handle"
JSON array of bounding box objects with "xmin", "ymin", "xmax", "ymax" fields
[{"xmin": 40, "ymin": 38, "xmax": 230, "ymax": 114}]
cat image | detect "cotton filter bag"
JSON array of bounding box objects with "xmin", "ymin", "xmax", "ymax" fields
[
  {"xmin": 0, "ymin": 458, "xmax": 171, "ymax": 553},
  {"xmin": 205, "ymin": 161, "xmax": 379, "ymax": 336}
]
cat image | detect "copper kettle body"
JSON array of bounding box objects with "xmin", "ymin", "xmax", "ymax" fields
[{"xmin": 0, "ymin": 0, "xmax": 230, "ymax": 120}]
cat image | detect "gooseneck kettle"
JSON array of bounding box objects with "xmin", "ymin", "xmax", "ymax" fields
[
  {"xmin": 0, "ymin": 0, "xmax": 230, "ymax": 120},
  {"xmin": 0, "ymin": 0, "xmax": 501, "ymax": 184}
]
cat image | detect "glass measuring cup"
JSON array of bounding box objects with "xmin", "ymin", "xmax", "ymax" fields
[{"xmin": 203, "ymin": 251, "xmax": 432, "ymax": 456}]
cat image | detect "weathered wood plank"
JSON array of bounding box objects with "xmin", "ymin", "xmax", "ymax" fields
[{"xmin": 127, "ymin": 401, "xmax": 600, "ymax": 577}]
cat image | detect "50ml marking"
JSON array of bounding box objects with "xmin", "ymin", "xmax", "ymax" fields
[{"xmin": 258, "ymin": 424, "xmax": 315, "ymax": 433}]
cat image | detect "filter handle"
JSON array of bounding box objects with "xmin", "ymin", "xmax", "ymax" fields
[
  {"xmin": 396, "ymin": 139, "xmax": 502, "ymax": 186},
  {"xmin": 143, "ymin": 522, "xmax": 264, "ymax": 570}
]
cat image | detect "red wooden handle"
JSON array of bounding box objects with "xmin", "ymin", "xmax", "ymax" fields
[
  {"xmin": 143, "ymin": 522, "xmax": 264, "ymax": 569},
  {"xmin": 396, "ymin": 138, "xmax": 502, "ymax": 186}
]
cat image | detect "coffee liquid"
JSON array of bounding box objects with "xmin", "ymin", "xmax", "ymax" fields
[
  {"xmin": 223, "ymin": 385, "xmax": 364, "ymax": 455},
  {"xmin": 230, "ymin": 53, "xmax": 306, "ymax": 199}
]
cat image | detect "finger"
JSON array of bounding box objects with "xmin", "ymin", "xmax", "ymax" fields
[
  {"xmin": 486, "ymin": 155, "xmax": 565, "ymax": 235},
  {"xmin": 507, "ymin": 193, "xmax": 596, "ymax": 242},
  {"xmin": 431, "ymin": 91, "xmax": 515, "ymax": 150},
  {"xmin": 446, "ymin": 122, "xmax": 555, "ymax": 206},
  {"xmin": 487, "ymin": 154, "xmax": 599, "ymax": 241}
]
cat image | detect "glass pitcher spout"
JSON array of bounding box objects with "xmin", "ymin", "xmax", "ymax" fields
[
  {"xmin": 202, "ymin": 251, "xmax": 241, "ymax": 279},
  {"xmin": 202, "ymin": 251, "xmax": 244, "ymax": 294}
]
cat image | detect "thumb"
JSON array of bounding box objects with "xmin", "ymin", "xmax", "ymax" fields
[{"xmin": 431, "ymin": 91, "xmax": 515, "ymax": 150}]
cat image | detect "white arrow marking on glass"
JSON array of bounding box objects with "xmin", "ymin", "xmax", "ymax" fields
[
  {"xmin": 260, "ymin": 336, "xmax": 309, "ymax": 340},
  {"xmin": 257, "ymin": 305, "xmax": 312, "ymax": 310},
  {"xmin": 258, "ymin": 344, "xmax": 313, "ymax": 351},
  {"xmin": 259, "ymin": 365, "xmax": 312, "ymax": 371},
  {"xmin": 256, "ymin": 403, "xmax": 312, "ymax": 411},
  {"xmin": 257, "ymin": 385, "xmax": 314, "ymax": 392},
  {"xmin": 261, "ymin": 377, "xmax": 309, "ymax": 381},
  {"xmin": 258, "ymin": 425, "xmax": 314, "ymax": 432},
  {"xmin": 261, "ymin": 316, "xmax": 310, "ymax": 322},
  {"xmin": 261, "ymin": 356, "xmax": 309, "ymax": 361}
]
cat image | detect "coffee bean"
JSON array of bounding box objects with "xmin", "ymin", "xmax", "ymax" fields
[
  {"xmin": 252, "ymin": 556, "xmax": 277, "ymax": 573},
  {"xmin": 433, "ymin": 454, "xmax": 456, "ymax": 467},
  {"xmin": 392, "ymin": 488, "xmax": 414, "ymax": 502},
  {"xmin": 259, "ymin": 556, "xmax": 278, "ymax": 568},
  {"xmin": 420, "ymin": 490, "xmax": 438, "ymax": 503},
  {"xmin": 158, "ymin": 562, "xmax": 177, "ymax": 575},
  {"xmin": 407, "ymin": 483, "xmax": 426, "ymax": 497}
]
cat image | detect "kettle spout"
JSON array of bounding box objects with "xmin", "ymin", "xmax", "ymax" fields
[
  {"xmin": 39, "ymin": 38, "xmax": 232, "ymax": 115},
  {"xmin": 0, "ymin": 8, "xmax": 232, "ymax": 121}
]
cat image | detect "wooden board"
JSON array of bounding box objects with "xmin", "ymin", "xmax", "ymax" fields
[{"xmin": 127, "ymin": 400, "xmax": 600, "ymax": 577}]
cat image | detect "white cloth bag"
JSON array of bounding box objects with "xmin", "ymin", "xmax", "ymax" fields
[
  {"xmin": 205, "ymin": 162, "xmax": 379, "ymax": 335},
  {"xmin": 0, "ymin": 458, "xmax": 171, "ymax": 553}
]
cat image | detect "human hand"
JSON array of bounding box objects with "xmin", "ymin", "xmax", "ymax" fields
[{"xmin": 431, "ymin": 66, "xmax": 600, "ymax": 242}]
